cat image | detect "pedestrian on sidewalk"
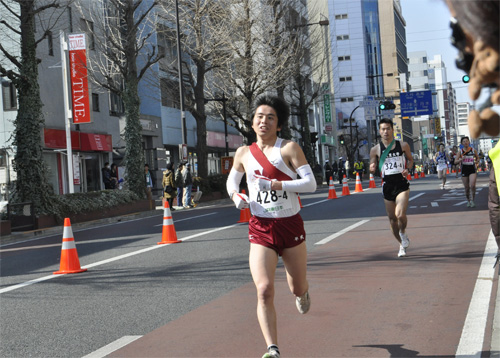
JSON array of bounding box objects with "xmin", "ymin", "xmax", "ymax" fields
[
  {"xmin": 369, "ymin": 118, "xmax": 414, "ymax": 258},
  {"xmin": 175, "ymin": 163, "xmax": 184, "ymax": 208},
  {"xmin": 144, "ymin": 164, "xmax": 155, "ymax": 201},
  {"xmin": 162, "ymin": 162, "xmax": 176, "ymax": 210},
  {"xmin": 182, "ymin": 163, "xmax": 193, "ymax": 208},
  {"xmin": 226, "ymin": 95, "xmax": 317, "ymax": 358}
]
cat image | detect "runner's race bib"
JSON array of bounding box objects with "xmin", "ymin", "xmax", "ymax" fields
[
  {"xmin": 384, "ymin": 156, "xmax": 405, "ymax": 175},
  {"xmin": 255, "ymin": 190, "xmax": 292, "ymax": 213},
  {"xmin": 462, "ymin": 156, "xmax": 474, "ymax": 165}
]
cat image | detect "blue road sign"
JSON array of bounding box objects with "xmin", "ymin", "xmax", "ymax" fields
[{"xmin": 399, "ymin": 90, "xmax": 433, "ymax": 117}]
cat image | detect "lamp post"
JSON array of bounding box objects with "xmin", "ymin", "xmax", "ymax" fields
[
  {"xmin": 175, "ymin": 0, "xmax": 187, "ymax": 146},
  {"xmin": 204, "ymin": 93, "xmax": 228, "ymax": 156}
]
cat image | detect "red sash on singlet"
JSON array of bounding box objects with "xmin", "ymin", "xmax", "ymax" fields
[{"xmin": 249, "ymin": 142, "xmax": 292, "ymax": 181}]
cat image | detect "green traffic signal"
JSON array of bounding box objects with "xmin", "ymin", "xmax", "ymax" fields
[
  {"xmin": 462, "ymin": 74, "xmax": 470, "ymax": 83},
  {"xmin": 379, "ymin": 101, "xmax": 396, "ymax": 110}
]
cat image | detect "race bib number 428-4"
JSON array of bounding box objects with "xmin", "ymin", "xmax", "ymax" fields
[{"xmin": 256, "ymin": 190, "xmax": 292, "ymax": 213}]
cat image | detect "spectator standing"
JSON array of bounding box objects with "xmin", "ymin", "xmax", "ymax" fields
[
  {"xmin": 354, "ymin": 159, "xmax": 364, "ymax": 181},
  {"xmin": 102, "ymin": 162, "xmax": 112, "ymax": 189},
  {"xmin": 446, "ymin": 0, "xmax": 499, "ymax": 265},
  {"xmin": 162, "ymin": 162, "xmax": 176, "ymax": 210},
  {"xmin": 144, "ymin": 164, "xmax": 155, "ymax": 201},
  {"xmin": 332, "ymin": 160, "xmax": 338, "ymax": 181},
  {"xmin": 338, "ymin": 157, "xmax": 345, "ymax": 184},
  {"xmin": 324, "ymin": 160, "xmax": 333, "ymax": 183},
  {"xmin": 183, "ymin": 163, "xmax": 193, "ymax": 208},
  {"xmin": 110, "ymin": 163, "xmax": 119, "ymax": 189},
  {"xmin": 175, "ymin": 163, "xmax": 184, "ymax": 208}
]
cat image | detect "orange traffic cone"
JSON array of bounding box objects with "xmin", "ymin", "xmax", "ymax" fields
[
  {"xmin": 420, "ymin": 171, "xmax": 425, "ymax": 178},
  {"xmin": 327, "ymin": 176, "xmax": 338, "ymax": 199},
  {"xmin": 341, "ymin": 175, "xmax": 351, "ymax": 196},
  {"xmin": 53, "ymin": 218, "xmax": 87, "ymax": 274},
  {"xmin": 414, "ymin": 171, "xmax": 419, "ymax": 179},
  {"xmin": 238, "ymin": 189, "xmax": 252, "ymax": 223},
  {"xmin": 447, "ymin": 168, "xmax": 450, "ymax": 174},
  {"xmin": 407, "ymin": 173, "xmax": 412, "ymax": 181},
  {"xmin": 369, "ymin": 173, "xmax": 377, "ymax": 188},
  {"xmin": 354, "ymin": 173, "xmax": 363, "ymax": 193},
  {"xmin": 158, "ymin": 201, "xmax": 181, "ymax": 244}
]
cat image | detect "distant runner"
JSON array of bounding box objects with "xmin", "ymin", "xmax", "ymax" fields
[
  {"xmin": 456, "ymin": 136, "xmax": 479, "ymax": 207},
  {"xmin": 434, "ymin": 143, "xmax": 450, "ymax": 189}
]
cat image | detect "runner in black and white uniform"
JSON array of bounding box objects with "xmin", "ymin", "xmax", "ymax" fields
[
  {"xmin": 434, "ymin": 143, "xmax": 449, "ymax": 189},
  {"xmin": 226, "ymin": 95, "xmax": 316, "ymax": 358},
  {"xmin": 456, "ymin": 136, "xmax": 479, "ymax": 207},
  {"xmin": 370, "ymin": 118, "xmax": 414, "ymax": 258}
]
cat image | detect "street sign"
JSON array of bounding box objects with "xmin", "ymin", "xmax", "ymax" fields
[
  {"xmin": 324, "ymin": 94, "xmax": 332, "ymax": 123},
  {"xmin": 400, "ymin": 90, "xmax": 433, "ymax": 117}
]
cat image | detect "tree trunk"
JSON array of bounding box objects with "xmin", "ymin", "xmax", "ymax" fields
[{"xmin": 12, "ymin": 1, "xmax": 54, "ymax": 214}]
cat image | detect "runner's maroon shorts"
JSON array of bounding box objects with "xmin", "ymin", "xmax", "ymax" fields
[{"xmin": 248, "ymin": 213, "xmax": 306, "ymax": 256}]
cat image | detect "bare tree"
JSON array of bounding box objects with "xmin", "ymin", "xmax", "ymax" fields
[
  {"xmin": 0, "ymin": 0, "xmax": 67, "ymax": 214},
  {"xmin": 75, "ymin": 0, "xmax": 163, "ymax": 197},
  {"xmin": 287, "ymin": 12, "xmax": 329, "ymax": 165},
  {"xmin": 157, "ymin": 0, "xmax": 232, "ymax": 179}
]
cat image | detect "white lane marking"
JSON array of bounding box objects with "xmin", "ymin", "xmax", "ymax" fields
[
  {"xmin": 0, "ymin": 223, "xmax": 241, "ymax": 294},
  {"xmin": 431, "ymin": 202, "xmax": 439, "ymax": 207},
  {"xmin": 82, "ymin": 336, "xmax": 142, "ymax": 358},
  {"xmin": 456, "ymin": 230, "xmax": 497, "ymax": 357},
  {"xmin": 409, "ymin": 193, "xmax": 425, "ymax": 201},
  {"xmin": 154, "ymin": 212, "xmax": 216, "ymax": 226},
  {"xmin": 315, "ymin": 220, "xmax": 370, "ymax": 245},
  {"xmin": 0, "ymin": 275, "xmax": 59, "ymax": 294},
  {"xmin": 454, "ymin": 201, "xmax": 468, "ymax": 207}
]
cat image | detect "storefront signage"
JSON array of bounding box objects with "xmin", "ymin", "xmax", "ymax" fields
[{"xmin": 68, "ymin": 33, "xmax": 91, "ymax": 124}]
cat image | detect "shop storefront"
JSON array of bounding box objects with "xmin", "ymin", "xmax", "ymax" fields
[{"xmin": 43, "ymin": 128, "xmax": 112, "ymax": 194}]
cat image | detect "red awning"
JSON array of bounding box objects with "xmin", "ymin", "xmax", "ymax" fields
[
  {"xmin": 44, "ymin": 128, "xmax": 81, "ymax": 150},
  {"xmin": 43, "ymin": 128, "xmax": 112, "ymax": 152},
  {"xmin": 80, "ymin": 133, "xmax": 112, "ymax": 152}
]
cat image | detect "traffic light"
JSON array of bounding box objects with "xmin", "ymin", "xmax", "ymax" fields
[
  {"xmin": 310, "ymin": 132, "xmax": 318, "ymax": 144},
  {"xmin": 339, "ymin": 135, "xmax": 345, "ymax": 145},
  {"xmin": 434, "ymin": 135, "xmax": 439, "ymax": 140},
  {"xmin": 462, "ymin": 74, "xmax": 470, "ymax": 83},
  {"xmin": 379, "ymin": 101, "xmax": 396, "ymax": 110}
]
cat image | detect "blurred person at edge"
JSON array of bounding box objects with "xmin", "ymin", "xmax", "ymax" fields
[{"xmin": 446, "ymin": 0, "xmax": 499, "ymax": 265}]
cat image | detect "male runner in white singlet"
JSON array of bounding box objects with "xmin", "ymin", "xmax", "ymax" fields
[
  {"xmin": 370, "ymin": 118, "xmax": 414, "ymax": 258},
  {"xmin": 226, "ymin": 95, "xmax": 317, "ymax": 358}
]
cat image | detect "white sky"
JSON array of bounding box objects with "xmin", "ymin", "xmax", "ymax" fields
[{"xmin": 401, "ymin": 0, "xmax": 470, "ymax": 103}]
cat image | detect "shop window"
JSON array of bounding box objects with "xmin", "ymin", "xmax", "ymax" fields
[{"xmin": 2, "ymin": 81, "xmax": 17, "ymax": 110}]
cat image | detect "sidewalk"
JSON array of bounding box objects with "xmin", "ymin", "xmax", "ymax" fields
[{"xmin": 0, "ymin": 196, "xmax": 233, "ymax": 246}]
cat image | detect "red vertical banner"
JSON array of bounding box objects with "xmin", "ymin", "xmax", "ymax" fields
[{"xmin": 68, "ymin": 33, "xmax": 91, "ymax": 124}]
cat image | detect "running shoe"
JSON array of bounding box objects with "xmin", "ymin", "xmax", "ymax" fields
[
  {"xmin": 467, "ymin": 201, "xmax": 471, "ymax": 207},
  {"xmin": 398, "ymin": 245, "xmax": 407, "ymax": 257},
  {"xmin": 262, "ymin": 347, "xmax": 280, "ymax": 358},
  {"xmin": 296, "ymin": 291, "xmax": 311, "ymax": 314},
  {"xmin": 400, "ymin": 232, "xmax": 410, "ymax": 248},
  {"xmin": 470, "ymin": 200, "xmax": 475, "ymax": 208}
]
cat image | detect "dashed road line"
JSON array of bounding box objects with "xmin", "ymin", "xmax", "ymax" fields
[
  {"xmin": 315, "ymin": 220, "xmax": 370, "ymax": 245},
  {"xmin": 82, "ymin": 336, "xmax": 142, "ymax": 358}
]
